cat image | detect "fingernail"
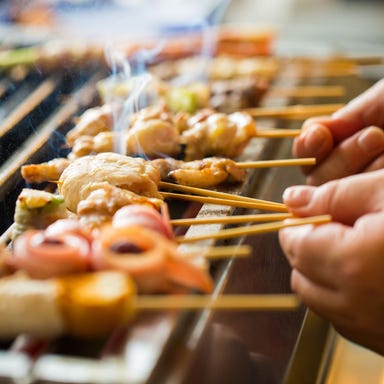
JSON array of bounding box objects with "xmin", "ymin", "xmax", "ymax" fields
[
  {"xmin": 357, "ymin": 127, "xmax": 384, "ymax": 153},
  {"xmin": 302, "ymin": 125, "xmax": 329, "ymax": 154},
  {"xmin": 283, "ymin": 186, "xmax": 314, "ymax": 207}
]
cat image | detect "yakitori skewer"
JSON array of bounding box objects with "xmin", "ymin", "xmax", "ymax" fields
[
  {"xmin": 135, "ymin": 293, "xmax": 300, "ymax": 311},
  {"xmin": 159, "ymin": 181, "xmax": 286, "ymax": 209},
  {"xmin": 244, "ymin": 103, "xmax": 344, "ymax": 119},
  {"xmin": 160, "ymin": 192, "xmax": 288, "ymax": 212},
  {"xmin": 177, "ymin": 215, "xmax": 332, "ymax": 243},
  {"xmin": 253, "ymin": 128, "xmax": 302, "ymax": 138},
  {"xmin": 267, "ymin": 85, "xmax": 345, "ymax": 98},
  {"xmin": 171, "ymin": 213, "xmax": 293, "ymax": 226},
  {"xmin": 182, "ymin": 245, "xmax": 252, "ymax": 259},
  {"xmin": 236, "ymin": 158, "xmax": 315, "ymax": 168}
]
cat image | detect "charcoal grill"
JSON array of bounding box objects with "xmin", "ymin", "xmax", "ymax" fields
[{"xmin": 0, "ymin": 38, "xmax": 377, "ymax": 384}]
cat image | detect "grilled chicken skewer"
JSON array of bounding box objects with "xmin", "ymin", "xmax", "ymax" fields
[
  {"xmin": 65, "ymin": 103, "xmax": 302, "ymax": 160},
  {"xmin": 22, "ymin": 153, "xmax": 314, "ymax": 190}
]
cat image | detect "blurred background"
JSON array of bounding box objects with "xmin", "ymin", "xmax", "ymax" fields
[
  {"xmin": 226, "ymin": 0, "xmax": 384, "ymax": 56},
  {"xmin": 1, "ymin": 0, "xmax": 384, "ymax": 56}
]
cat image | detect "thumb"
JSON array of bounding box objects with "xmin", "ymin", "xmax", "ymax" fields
[{"xmin": 282, "ymin": 170, "xmax": 384, "ymax": 225}]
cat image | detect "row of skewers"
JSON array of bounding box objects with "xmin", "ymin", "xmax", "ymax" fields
[{"xmin": 0, "ymin": 39, "xmax": 355, "ymax": 342}]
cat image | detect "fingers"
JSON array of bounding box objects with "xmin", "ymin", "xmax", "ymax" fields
[
  {"xmin": 289, "ymin": 269, "xmax": 347, "ymax": 320},
  {"xmin": 333, "ymin": 78, "xmax": 384, "ymax": 135},
  {"xmin": 293, "ymin": 80, "xmax": 384, "ymax": 184},
  {"xmin": 305, "ymin": 126, "xmax": 384, "ymax": 185},
  {"xmin": 279, "ymin": 222, "xmax": 352, "ymax": 288},
  {"xmin": 282, "ymin": 170, "xmax": 384, "ymax": 223},
  {"xmin": 292, "ymin": 123, "xmax": 334, "ymax": 175}
]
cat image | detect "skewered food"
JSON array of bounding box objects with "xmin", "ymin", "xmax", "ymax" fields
[
  {"xmin": 67, "ymin": 103, "xmax": 182, "ymax": 159},
  {"xmin": 0, "ymin": 26, "xmax": 274, "ymax": 72},
  {"xmin": 11, "ymin": 230, "xmax": 92, "ymax": 279},
  {"xmin": 12, "ymin": 188, "xmax": 68, "ymax": 240},
  {"xmin": 92, "ymin": 225, "xmax": 213, "ymax": 293},
  {"xmin": 66, "ymin": 104, "xmax": 114, "ymax": 146},
  {"xmin": 22, "ymin": 153, "xmax": 247, "ymax": 191},
  {"xmin": 64, "ymin": 103, "xmax": 257, "ymax": 160},
  {"xmin": 0, "ymin": 271, "xmax": 136, "ymax": 339},
  {"xmin": 150, "ymin": 55, "xmax": 279, "ymax": 81},
  {"xmin": 21, "ymin": 158, "xmax": 71, "ymax": 185},
  {"xmin": 181, "ymin": 110, "xmax": 256, "ymax": 160},
  {"xmin": 112, "ymin": 204, "xmax": 174, "ymax": 240},
  {"xmin": 152, "ymin": 157, "xmax": 245, "ymax": 188},
  {"xmin": 58, "ymin": 153, "xmax": 163, "ymax": 214},
  {"xmin": 7, "ymin": 206, "xmax": 213, "ymax": 294}
]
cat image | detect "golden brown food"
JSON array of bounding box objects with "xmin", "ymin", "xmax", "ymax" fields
[
  {"xmin": 21, "ymin": 158, "xmax": 71, "ymax": 184},
  {"xmin": 58, "ymin": 153, "xmax": 162, "ymax": 214},
  {"xmin": 77, "ymin": 182, "xmax": 163, "ymax": 228},
  {"xmin": 0, "ymin": 271, "xmax": 136, "ymax": 339},
  {"xmin": 151, "ymin": 157, "xmax": 246, "ymax": 188},
  {"xmin": 66, "ymin": 104, "xmax": 115, "ymax": 146},
  {"xmin": 181, "ymin": 111, "xmax": 256, "ymax": 160}
]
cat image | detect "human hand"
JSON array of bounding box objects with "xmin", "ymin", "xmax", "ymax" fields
[
  {"xmin": 278, "ymin": 170, "xmax": 384, "ymax": 355},
  {"xmin": 293, "ymin": 79, "xmax": 384, "ymax": 185}
]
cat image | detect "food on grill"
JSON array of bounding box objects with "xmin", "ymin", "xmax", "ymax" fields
[
  {"xmin": 65, "ymin": 102, "xmax": 256, "ymax": 160},
  {"xmin": 97, "ymin": 74, "xmax": 265, "ymax": 114},
  {"xmin": 209, "ymin": 77, "xmax": 269, "ymax": 113},
  {"xmin": 22, "ymin": 153, "xmax": 247, "ymax": 192},
  {"xmin": 67, "ymin": 103, "xmax": 182, "ymax": 159},
  {"xmin": 180, "ymin": 110, "xmax": 256, "ymax": 160},
  {"xmin": 21, "ymin": 158, "xmax": 71, "ymax": 185},
  {"xmin": 66, "ymin": 104, "xmax": 114, "ymax": 146},
  {"xmin": 11, "ymin": 230, "xmax": 92, "ymax": 279},
  {"xmin": 92, "ymin": 225, "xmax": 213, "ymax": 294},
  {"xmin": 58, "ymin": 153, "xmax": 163, "ymax": 214},
  {"xmin": 12, "ymin": 189, "xmax": 68, "ymax": 240},
  {"xmin": 112, "ymin": 204, "xmax": 174, "ymax": 240},
  {"xmin": 6, "ymin": 201, "xmax": 213, "ymax": 294},
  {"xmin": 0, "ymin": 271, "xmax": 136, "ymax": 339},
  {"xmin": 152, "ymin": 157, "xmax": 245, "ymax": 188},
  {"xmin": 149, "ymin": 55, "xmax": 279, "ymax": 82},
  {"xmin": 0, "ymin": 26, "xmax": 274, "ymax": 72}
]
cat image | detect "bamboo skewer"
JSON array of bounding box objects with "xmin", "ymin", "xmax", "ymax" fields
[
  {"xmin": 181, "ymin": 245, "xmax": 252, "ymax": 259},
  {"xmin": 176, "ymin": 215, "xmax": 332, "ymax": 243},
  {"xmin": 172, "ymin": 213, "xmax": 293, "ymax": 226},
  {"xmin": 159, "ymin": 181, "xmax": 285, "ymax": 208},
  {"xmin": 244, "ymin": 103, "xmax": 344, "ymax": 119},
  {"xmin": 267, "ymin": 85, "xmax": 345, "ymax": 98},
  {"xmin": 236, "ymin": 158, "xmax": 316, "ymax": 168},
  {"xmin": 135, "ymin": 293, "xmax": 300, "ymax": 311},
  {"xmin": 160, "ymin": 192, "xmax": 288, "ymax": 212},
  {"xmin": 254, "ymin": 128, "xmax": 302, "ymax": 138}
]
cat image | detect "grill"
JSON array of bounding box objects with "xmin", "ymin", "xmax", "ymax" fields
[{"xmin": 0, "ymin": 36, "xmax": 377, "ymax": 384}]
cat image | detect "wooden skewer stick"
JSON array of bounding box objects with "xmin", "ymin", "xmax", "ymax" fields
[
  {"xmin": 160, "ymin": 192, "xmax": 288, "ymax": 212},
  {"xmin": 136, "ymin": 293, "xmax": 300, "ymax": 311},
  {"xmin": 181, "ymin": 245, "xmax": 252, "ymax": 259},
  {"xmin": 171, "ymin": 213, "xmax": 293, "ymax": 226},
  {"xmin": 176, "ymin": 214, "xmax": 332, "ymax": 243},
  {"xmin": 244, "ymin": 103, "xmax": 344, "ymax": 119},
  {"xmin": 255, "ymin": 128, "xmax": 302, "ymax": 138},
  {"xmin": 236, "ymin": 158, "xmax": 316, "ymax": 168},
  {"xmin": 268, "ymin": 85, "xmax": 345, "ymax": 98},
  {"xmin": 159, "ymin": 181, "xmax": 285, "ymax": 209}
]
